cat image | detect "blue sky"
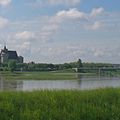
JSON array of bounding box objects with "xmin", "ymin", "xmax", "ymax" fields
[{"xmin": 0, "ymin": 0, "xmax": 120, "ymax": 63}]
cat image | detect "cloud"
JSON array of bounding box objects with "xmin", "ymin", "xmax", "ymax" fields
[
  {"xmin": 93, "ymin": 49, "xmax": 105, "ymax": 57},
  {"xmin": 85, "ymin": 21, "xmax": 103, "ymax": 30},
  {"xmin": 40, "ymin": 8, "xmax": 87, "ymax": 42},
  {"xmin": 30, "ymin": 0, "xmax": 80, "ymax": 7},
  {"xmin": 0, "ymin": 0, "xmax": 119, "ymax": 64},
  {"xmin": 0, "ymin": 17, "xmax": 9, "ymax": 29},
  {"xmin": 0, "ymin": 0, "xmax": 11, "ymax": 7},
  {"xmin": 31, "ymin": 44, "xmax": 86, "ymax": 63},
  {"xmin": 90, "ymin": 7, "xmax": 104, "ymax": 17},
  {"xmin": 91, "ymin": 47, "xmax": 115, "ymax": 58},
  {"xmin": 47, "ymin": 0, "xmax": 80, "ymax": 6},
  {"xmin": 57, "ymin": 8, "xmax": 87, "ymax": 20},
  {"xmin": 15, "ymin": 31, "xmax": 35, "ymax": 40},
  {"xmin": 40, "ymin": 7, "xmax": 106, "ymax": 42}
]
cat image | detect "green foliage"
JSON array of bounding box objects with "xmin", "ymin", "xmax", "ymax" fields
[
  {"xmin": 82, "ymin": 62, "xmax": 114, "ymax": 69},
  {"xmin": 8, "ymin": 60, "xmax": 16, "ymax": 72},
  {"xmin": 0, "ymin": 59, "xmax": 119, "ymax": 77},
  {"xmin": 3, "ymin": 67, "xmax": 9, "ymax": 71},
  {"xmin": 0, "ymin": 88, "xmax": 120, "ymax": 120}
]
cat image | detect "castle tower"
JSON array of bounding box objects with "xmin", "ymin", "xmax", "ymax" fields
[{"xmin": 0, "ymin": 46, "xmax": 9, "ymax": 63}]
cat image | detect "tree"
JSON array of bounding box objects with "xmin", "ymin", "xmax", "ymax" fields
[
  {"xmin": 63, "ymin": 63, "xmax": 72, "ymax": 69},
  {"xmin": 77, "ymin": 59, "xmax": 83, "ymax": 72},
  {"xmin": 8, "ymin": 60, "xmax": 16, "ymax": 72}
]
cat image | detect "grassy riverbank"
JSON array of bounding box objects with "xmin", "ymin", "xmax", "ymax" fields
[
  {"xmin": 0, "ymin": 88, "xmax": 120, "ymax": 120},
  {"xmin": 0, "ymin": 71, "xmax": 96, "ymax": 80}
]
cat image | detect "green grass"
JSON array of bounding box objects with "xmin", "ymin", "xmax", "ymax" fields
[
  {"xmin": 0, "ymin": 88, "xmax": 120, "ymax": 120},
  {"xmin": 0, "ymin": 70, "xmax": 97, "ymax": 80},
  {"xmin": 52, "ymin": 68, "xmax": 76, "ymax": 73},
  {"xmin": 1, "ymin": 71, "xmax": 78, "ymax": 80}
]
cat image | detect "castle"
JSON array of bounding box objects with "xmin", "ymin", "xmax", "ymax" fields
[{"xmin": 0, "ymin": 46, "xmax": 23, "ymax": 63}]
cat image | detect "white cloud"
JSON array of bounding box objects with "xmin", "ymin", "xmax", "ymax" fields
[
  {"xmin": 0, "ymin": 0, "xmax": 11, "ymax": 7},
  {"xmin": 57, "ymin": 8, "xmax": 87, "ymax": 20},
  {"xmin": 91, "ymin": 47, "xmax": 115, "ymax": 58},
  {"xmin": 90, "ymin": 7, "xmax": 104, "ymax": 17},
  {"xmin": 15, "ymin": 31, "xmax": 35, "ymax": 40},
  {"xmin": 93, "ymin": 50, "xmax": 105, "ymax": 57},
  {"xmin": 1, "ymin": 7, "xmax": 118, "ymax": 63},
  {"xmin": 30, "ymin": 0, "xmax": 80, "ymax": 7},
  {"xmin": 31, "ymin": 44, "xmax": 86, "ymax": 63},
  {"xmin": 48, "ymin": 0, "xmax": 80, "ymax": 6},
  {"xmin": 85, "ymin": 21, "xmax": 103, "ymax": 30},
  {"xmin": 39, "ymin": 18, "xmax": 59, "ymax": 42},
  {"xmin": 40, "ymin": 8, "xmax": 87, "ymax": 42},
  {"xmin": 40, "ymin": 8, "xmax": 106, "ymax": 42},
  {"xmin": 42, "ymin": 23, "xmax": 59, "ymax": 32},
  {"xmin": 0, "ymin": 17, "xmax": 9, "ymax": 29}
]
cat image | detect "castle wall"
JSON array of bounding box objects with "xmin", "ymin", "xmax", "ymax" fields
[{"xmin": 1, "ymin": 53, "xmax": 9, "ymax": 63}]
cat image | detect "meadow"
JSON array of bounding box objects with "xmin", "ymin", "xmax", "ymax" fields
[
  {"xmin": 0, "ymin": 88, "xmax": 120, "ymax": 120},
  {"xmin": 0, "ymin": 71, "xmax": 95, "ymax": 80}
]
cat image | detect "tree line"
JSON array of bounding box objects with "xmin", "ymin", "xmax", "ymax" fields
[{"xmin": 0, "ymin": 59, "xmax": 118, "ymax": 72}]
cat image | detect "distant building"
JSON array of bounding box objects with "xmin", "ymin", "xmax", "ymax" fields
[{"xmin": 0, "ymin": 46, "xmax": 23, "ymax": 63}]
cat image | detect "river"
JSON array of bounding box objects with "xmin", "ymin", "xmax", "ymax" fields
[{"xmin": 0, "ymin": 76, "xmax": 120, "ymax": 91}]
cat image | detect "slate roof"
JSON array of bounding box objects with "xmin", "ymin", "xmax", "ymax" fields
[{"xmin": 7, "ymin": 51, "xmax": 18, "ymax": 59}]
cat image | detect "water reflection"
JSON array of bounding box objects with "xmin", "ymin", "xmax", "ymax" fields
[
  {"xmin": 0, "ymin": 79, "xmax": 23, "ymax": 91},
  {"xmin": 80, "ymin": 77, "xmax": 120, "ymax": 90},
  {"xmin": 0, "ymin": 77, "xmax": 120, "ymax": 91}
]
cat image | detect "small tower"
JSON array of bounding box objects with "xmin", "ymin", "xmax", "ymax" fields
[{"xmin": 0, "ymin": 46, "xmax": 9, "ymax": 63}]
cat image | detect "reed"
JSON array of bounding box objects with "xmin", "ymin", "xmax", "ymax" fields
[{"xmin": 0, "ymin": 88, "xmax": 120, "ymax": 120}]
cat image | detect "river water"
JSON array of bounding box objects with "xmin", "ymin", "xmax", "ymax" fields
[{"xmin": 0, "ymin": 76, "xmax": 120, "ymax": 91}]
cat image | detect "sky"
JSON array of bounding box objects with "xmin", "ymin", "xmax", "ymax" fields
[{"xmin": 0, "ymin": 0, "xmax": 120, "ymax": 63}]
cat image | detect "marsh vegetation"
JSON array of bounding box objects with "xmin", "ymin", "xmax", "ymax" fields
[{"xmin": 0, "ymin": 88, "xmax": 120, "ymax": 120}]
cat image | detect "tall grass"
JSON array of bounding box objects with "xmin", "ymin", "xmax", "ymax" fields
[{"xmin": 0, "ymin": 88, "xmax": 120, "ymax": 120}]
